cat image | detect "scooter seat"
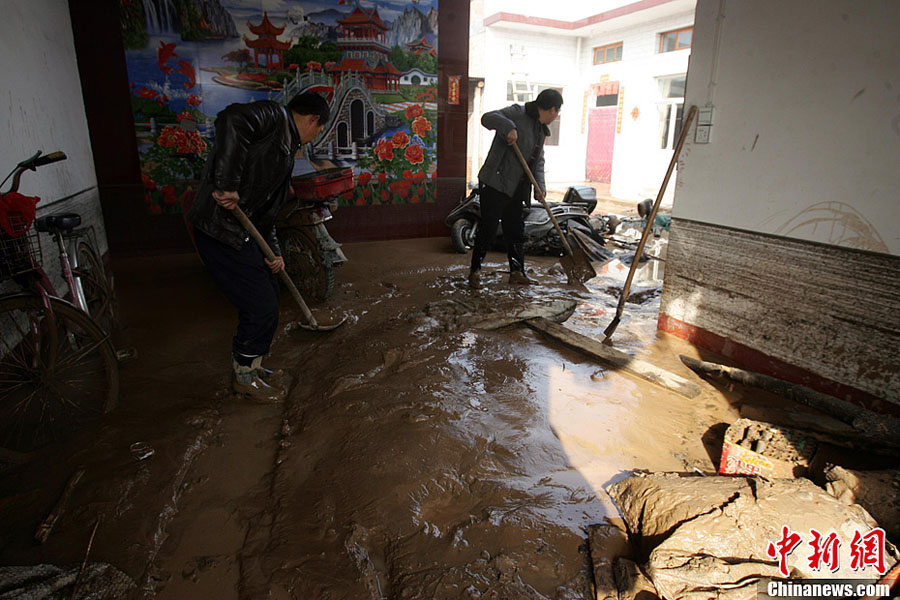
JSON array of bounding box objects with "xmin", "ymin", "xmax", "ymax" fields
[{"xmin": 35, "ymin": 213, "xmax": 81, "ymax": 234}]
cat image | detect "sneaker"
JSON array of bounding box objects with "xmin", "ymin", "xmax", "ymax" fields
[
  {"xmin": 233, "ymin": 357, "xmax": 286, "ymax": 403},
  {"xmin": 508, "ymin": 270, "xmax": 534, "ymax": 285},
  {"xmin": 468, "ymin": 270, "xmax": 482, "ymax": 289}
]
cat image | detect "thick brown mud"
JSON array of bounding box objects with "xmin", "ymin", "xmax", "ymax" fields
[{"xmin": 0, "ymin": 237, "xmax": 738, "ymax": 599}]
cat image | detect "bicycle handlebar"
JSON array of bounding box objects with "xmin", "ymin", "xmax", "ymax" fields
[
  {"xmin": 33, "ymin": 151, "xmax": 67, "ymax": 167},
  {"xmin": 2, "ymin": 151, "xmax": 67, "ymax": 193}
]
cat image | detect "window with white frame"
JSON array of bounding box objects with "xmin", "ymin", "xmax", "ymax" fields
[
  {"xmin": 657, "ymin": 75, "xmax": 685, "ymax": 150},
  {"xmin": 504, "ymin": 82, "xmax": 562, "ymax": 146}
]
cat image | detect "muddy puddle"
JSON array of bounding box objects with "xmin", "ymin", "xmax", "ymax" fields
[{"xmin": 0, "ymin": 237, "xmax": 737, "ymax": 599}]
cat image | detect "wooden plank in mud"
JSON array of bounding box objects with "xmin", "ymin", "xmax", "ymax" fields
[{"xmin": 525, "ymin": 317, "xmax": 701, "ymax": 399}]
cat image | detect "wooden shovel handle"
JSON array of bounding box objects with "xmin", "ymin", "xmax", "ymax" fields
[
  {"xmin": 232, "ymin": 205, "xmax": 318, "ymax": 328},
  {"xmin": 615, "ymin": 105, "xmax": 698, "ymax": 313},
  {"xmin": 511, "ymin": 144, "xmax": 575, "ymax": 258}
]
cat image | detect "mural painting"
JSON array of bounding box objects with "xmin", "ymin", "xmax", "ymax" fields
[{"xmin": 119, "ymin": 0, "xmax": 439, "ymax": 215}]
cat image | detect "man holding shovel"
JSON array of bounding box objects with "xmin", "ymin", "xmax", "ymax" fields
[
  {"xmin": 468, "ymin": 88, "xmax": 563, "ymax": 289},
  {"xmin": 187, "ymin": 92, "xmax": 329, "ymax": 402}
]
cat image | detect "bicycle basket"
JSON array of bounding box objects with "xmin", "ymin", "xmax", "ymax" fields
[{"xmin": 0, "ymin": 212, "xmax": 42, "ymax": 280}]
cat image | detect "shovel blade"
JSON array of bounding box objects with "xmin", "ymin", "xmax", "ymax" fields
[
  {"xmin": 560, "ymin": 233, "xmax": 597, "ymax": 284},
  {"xmin": 296, "ymin": 315, "xmax": 347, "ymax": 332}
]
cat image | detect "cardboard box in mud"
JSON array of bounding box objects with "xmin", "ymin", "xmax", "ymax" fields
[{"xmin": 719, "ymin": 419, "xmax": 817, "ymax": 478}]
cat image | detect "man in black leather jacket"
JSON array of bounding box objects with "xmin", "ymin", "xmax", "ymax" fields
[
  {"xmin": 469, "ymin": 89, "xmax": 562, "ymax": 289},
  {"xmin": 186, "ymin": 92, "xmax": 329, "ymax": 402}
]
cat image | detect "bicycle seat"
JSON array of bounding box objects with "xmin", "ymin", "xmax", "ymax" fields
[{"xmin": 35, "ymin": 213, "xmax": 81, "ymax": 234}]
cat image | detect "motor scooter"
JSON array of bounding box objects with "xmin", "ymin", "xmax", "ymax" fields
[
  {"xmin": 276, "ymin": 158, "xmax": 350, "ymax": 303},
  {"xmin": 445, "ymin": 185, "xmax": 616, "ymax": 256}
]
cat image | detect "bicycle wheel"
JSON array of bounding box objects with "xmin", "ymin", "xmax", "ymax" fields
[
  {"xmin": 74, "ymin": 241, "xmax": 116, "ymax": 334},
  {"xmin": 0, "ymin": 294, "xmax": 119, "ymax": 452}
]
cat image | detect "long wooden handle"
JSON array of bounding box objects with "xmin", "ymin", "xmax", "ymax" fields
[
  {"xmin": 232, "ymin": 205, "xmax": 318, "ymax": 327},
  {"xmin": 615, "ymin": 105, "xmax": 698, "ymax": 313},
  {"xmin": 511, "ymin": 143, "xmax": 575, "ymax": 258}
]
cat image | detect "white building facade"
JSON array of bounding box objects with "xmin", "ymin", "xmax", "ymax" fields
[{"xmin": 469, "ymin": 0, "xmax": 696, "ymax": 204}]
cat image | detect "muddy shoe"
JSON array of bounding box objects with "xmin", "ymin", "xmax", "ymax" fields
[
  {"xmin": 508, "ymin": 270, "xmax": 534, "ymax": 285},
  {"xmin": 468, "ymin": 270, "xmax": 482, "ymax": 289},
  {"xmin": 232, "ymin": 373, "xmax": 286, "ymax": 403},
  {"xmin": 257, "ymin": 366, "xmax": 293, "ymax": 392},
  {"xmin": 233, "ymin": 357, "xmax": 286, "ymax": 403}
]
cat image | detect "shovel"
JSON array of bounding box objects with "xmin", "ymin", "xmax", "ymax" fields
[
  {"xmin": 602, "ymin": 105, "xmax": 697, "ymax": 342},
  {"xmin": 511, "ymin": 144, "xmax": 596, "ymax": 285},
  {"xmin": 232, "ymin": 205, "xmax": 346, "ymax": 332}
]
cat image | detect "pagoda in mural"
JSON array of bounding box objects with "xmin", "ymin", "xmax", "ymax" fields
[
  {"xmin": 243, "ymin": 12, "xmax": 292, "ymax": 71},
  {"xmin": 325, "ymin": 6, "xmax": 401, "ymax": 91},
  {"xmin": 405, "ymin": 37, "xmax": 436, "ymax": 57}
]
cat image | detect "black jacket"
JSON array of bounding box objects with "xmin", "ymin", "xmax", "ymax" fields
[{"xmin": 187, "ymin": 100, "xmax": 301, "ymax": 254}]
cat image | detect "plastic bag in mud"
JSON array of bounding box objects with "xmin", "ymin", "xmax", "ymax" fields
[
  {"xmin": 607, "ymin": 473, "xmax": 898, "ymax": 600},
  {"xmin": 0, "ymin": 563, "xmax": 136, "ymax": 599}
]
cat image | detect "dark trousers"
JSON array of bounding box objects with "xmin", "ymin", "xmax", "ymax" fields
[
  {"xmin": 471, "ymin": 181, "xmax": 528, "ymax": 273},
  {"xmin": 194, "ymin": 228, "xmax": 280, "ymax": 360}
]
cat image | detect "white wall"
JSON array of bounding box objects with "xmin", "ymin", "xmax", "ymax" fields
[
  {"xmin": 581, "ymin": 12, "xmax": 694, "ymax": 202},
  {"xmin": 676, "ymin": 0, "xmax": 900, "ymax": 255},
  {"xmin": 1, "ymin": 1, "xmax": 98, "ymax": 210},
  {"xmin": 0, "ymin": 0, "xmax": 107, "ymax": 291},
  {"xmin": 475, "ymin": 1, "xmax": 695, "ymax": 194},
  {"xmin": 480, "ymin": 27, "xmax": 584, "ymax": 182}
]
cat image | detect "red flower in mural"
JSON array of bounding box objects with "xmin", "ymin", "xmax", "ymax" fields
[
  {"xmin": 160, "ymin": 185, "xmax": 177, "ymax": 205},
  {"xmin": 404, "ymin": 144, "xmax": 425, "ymax": 165},
  {"xmin": 306, "ymin": 61, "xmax": 322, "ymax": 72},
  {"xmin": 325, "ymin": 61, "xmax": 337, "ymax": 69},
  {"xmin": 142, "ymin": 174, "xmax": 156, "ymax": 190},
  {"xmin": 380, "ymin": 189, "xmax": 390, "ymax": 203},
  {"xmin": 405, "ymin": 103, "xmax": 424, "ymax": 119},
  {"xmin": 416, "ymin": 91, "xmax": 435, "ymax": 102},
  {"xmin": 287, "ymin": 63, "xmax": 299, "ymax": 71},
  {"xmin": 156, "ymin": 126, "xmax": 207, "ymax": 154},
  {"xmin": 150, "ymin": 204, "xmax": 162, "ymax": 215},
  {"xmin": 396, "ymin": 183, "xmax": 410, "ymax": 199},
  {"xmin": 136, "ymin": 87, "xmax": 158, "ymax": 99},
  {"xmin": 357, "ymin": 172, "xmax": 372, "ymax": 186},
  {"xmin": 403, "ymin": 169, "xmax": 413, "ymax": 180},
  {"xmin": 362, "ymin": 187, "xmax": 371, "ymax": 198},
  {"xmin": 414, "ymin": 171, "xmax": 426, "ymax": 182},
  {"xmin": 391, "ymin": 131, "xmax": 410, "ymax": 149},
  {"xmin": 356, "ymin": 194, "xmax": 366, "ymax": 206},
  {"xmin": 377, "ymin": 172, "xmax": 387, "ymax": 184},
  {"xmin": 411, "ymin": 116, "xmax": 432, "ymax": 138},
  {"xmin": 157, "ymin": 41, "xmax": 177, "ymax": 75},
  {"xmin": 186, "ymin": 94, "xmax": 202, "ymax": 107},
  {"xmin": 375, "ymin": 138, "xmax": 394, "ymax": 161},
  {"xmin": 176, "ymin": 111, "xmax": 194, "ymax": 123}
]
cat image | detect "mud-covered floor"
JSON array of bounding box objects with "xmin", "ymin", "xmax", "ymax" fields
[{"xmin": 0, "ymin": 237, "xmax": 746, "ymax": 599}]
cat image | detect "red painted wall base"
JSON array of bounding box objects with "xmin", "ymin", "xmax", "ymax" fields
[{"xmin": 657, "ymin": 313, "xmax": 900, "ymax": 417}]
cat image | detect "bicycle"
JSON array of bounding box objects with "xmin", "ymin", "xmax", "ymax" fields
[{"xmin": 0, "ymin": 151, "xmax": 119, "ymax": 452}]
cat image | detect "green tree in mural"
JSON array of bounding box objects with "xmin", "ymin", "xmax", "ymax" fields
[
  {"xmin": 284, "ymin": 38, "xmax": 341, "ymax": 70},
  {"xmin": 119, "ymin": 0, "xmax": 149, "ymax": 49},
  {"xmin": 389, "ymin": 47, "xmax": 437, "ymax": 75},
  {"xmin": 222, "ymin": 49, "xmax": 253, "ymax": 68}
]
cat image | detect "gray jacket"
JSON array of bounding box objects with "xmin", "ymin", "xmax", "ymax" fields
[{"xmin": 477, "ymin": 103, "xmax": 549, "ymax": 198}]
